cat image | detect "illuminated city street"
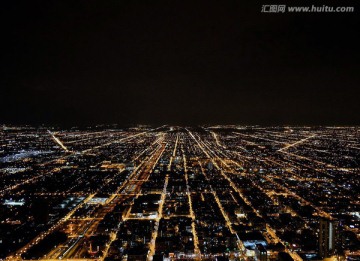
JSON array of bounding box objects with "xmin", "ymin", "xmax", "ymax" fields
[{"xmin": 0, "ymin": 125, "xmax": 359, "ymax": 261}]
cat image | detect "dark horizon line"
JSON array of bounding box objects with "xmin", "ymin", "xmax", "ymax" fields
[{"xmin": 1, "ymin": 122, "xmax": 359, "ymax": 129}]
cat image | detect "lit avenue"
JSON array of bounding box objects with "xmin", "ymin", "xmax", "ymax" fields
[{"xmin": 0, "ymin": 125, "xmax": 359, "ymax": 261}]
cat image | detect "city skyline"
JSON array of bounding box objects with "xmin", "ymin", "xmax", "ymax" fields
[
  {"xmin": 1, "ymin": 1, "xmax": 359, "ymax": 260},
  {"xmin": 0, "ymin": 125, "xmax": 359, "ymax": 260}
]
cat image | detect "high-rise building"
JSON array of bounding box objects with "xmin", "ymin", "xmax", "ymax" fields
[
  {"xmin": 319, "ymin": 219, "xmax": 337, "ymax": 258},
  {"xmin": 255, "ymin": 244, "xmax": 267, "ymax": 261}
]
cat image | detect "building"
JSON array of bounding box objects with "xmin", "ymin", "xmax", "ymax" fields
[
  {"xmin": 319, "ymin": 219, "xmax": 337, "ymax": 258},
  {"xmin": 255, "ymin": 244, "xmax": 267, "ymax": 261}
]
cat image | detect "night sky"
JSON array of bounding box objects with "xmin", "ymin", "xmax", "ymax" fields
[{"xmin": 1, "ymin": 0, "xmax": 359, "ymax": 126}]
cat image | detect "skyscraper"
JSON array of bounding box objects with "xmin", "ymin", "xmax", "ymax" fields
[{"xmin": 319, "ymin": 219, "xmax": 337, "ymax": 258}]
